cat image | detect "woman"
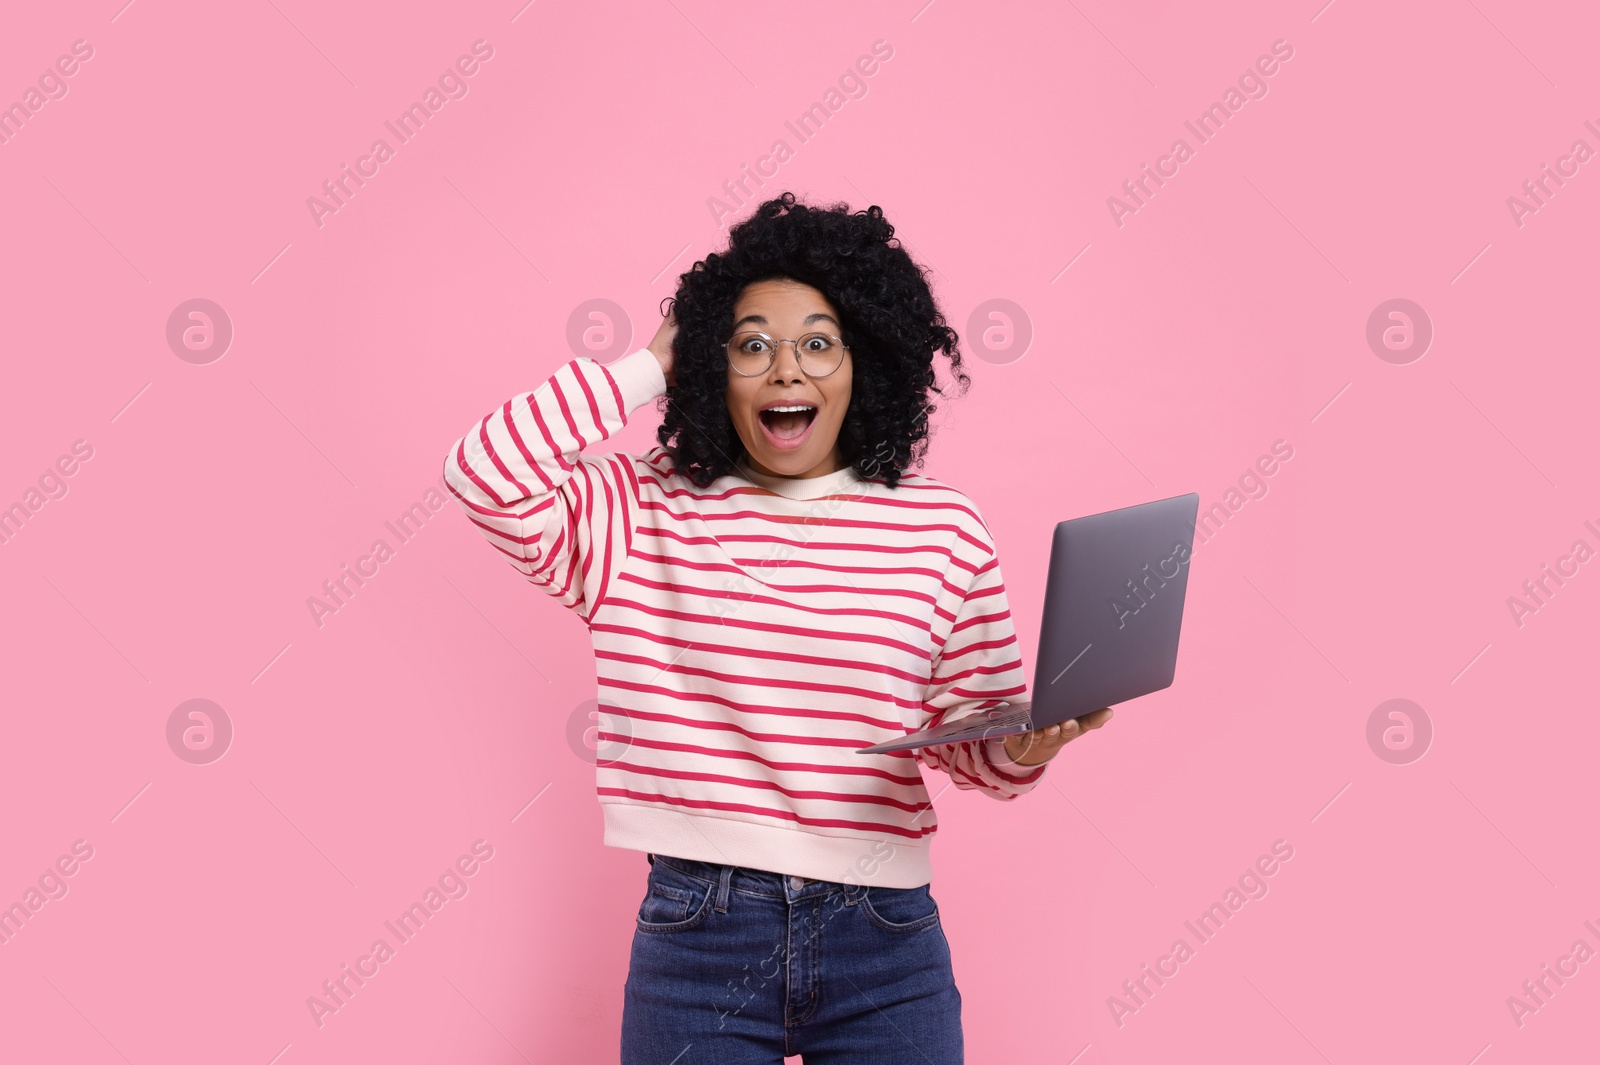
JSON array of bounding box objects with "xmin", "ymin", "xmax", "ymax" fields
[{"xmin": 443, "ymin": 192, "xmax": 1113, "ymax": 1063}]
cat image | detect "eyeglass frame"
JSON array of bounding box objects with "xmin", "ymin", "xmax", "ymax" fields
[{"xmin": 722, "ymin": 330, "xmax": 851, "ymax": 378}]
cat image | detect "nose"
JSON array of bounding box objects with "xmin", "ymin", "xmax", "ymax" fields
[{"xmin": 767, "ymin": 338, "xmax": 806, "ymax": 382}]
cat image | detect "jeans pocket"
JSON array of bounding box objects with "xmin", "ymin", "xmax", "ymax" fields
[
  {"xmin": 635, "ymin": 859, "xmax": 714, "ymax": 934},
  {"xmin": 860, "ymin": 883, "xmax": 941, "ymax": 933}
]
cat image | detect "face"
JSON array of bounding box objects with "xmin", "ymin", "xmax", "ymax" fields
[{"xmin": 724, "ymin": 278, "xmax": 854, "ymax": 479}]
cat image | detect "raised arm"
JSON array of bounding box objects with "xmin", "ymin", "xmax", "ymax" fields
[{"xmin": 441, "ymin": 343, "xmax": 668, "ymax": 621}]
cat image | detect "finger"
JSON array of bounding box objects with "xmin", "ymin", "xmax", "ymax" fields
[
  {"xmin": 1077, "ymin": 707, "xmax": 1114, "ymax": 730},
  {"xmin": 1013, "ymin": 717, "xmax": 1081, "ymax": 759},
  {"xmin": 1045, "ymin": 719, "xmax": 1079, "ymax": 745},
  {"xmin": 1005, "ymin": 733, "xmax": 1038, "ymax": 763},
  {"xmin": 1013, "ymin": 723, "xmax": 1057, "ymax": 756}
]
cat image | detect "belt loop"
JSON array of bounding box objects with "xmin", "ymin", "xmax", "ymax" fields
[{"xmin": 715, "ymin": 864, "xmax": 734, "ymax": 912}]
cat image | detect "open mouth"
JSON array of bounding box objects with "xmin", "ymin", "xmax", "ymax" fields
[{"xmin": 757, "ymin": 404, "xmax": 818, "ymax": 449}]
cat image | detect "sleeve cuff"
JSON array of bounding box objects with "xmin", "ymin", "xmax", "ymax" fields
[
  {"xmin": 608, "ymin": 347, "xmax": 668, "ymax": 414},
  {"xmin": 983, "ymin": 735, "xmax": 1042, "ymax": 779}
]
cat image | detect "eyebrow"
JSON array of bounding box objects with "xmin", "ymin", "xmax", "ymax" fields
[{"xmin": 731, "ymin": 312, "xmax": 840, "ymax": 331}]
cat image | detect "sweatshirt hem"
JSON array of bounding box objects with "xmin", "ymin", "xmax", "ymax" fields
[{"xmin": 601, "ymin": 801, "xmax": 935, "ymax": 889}]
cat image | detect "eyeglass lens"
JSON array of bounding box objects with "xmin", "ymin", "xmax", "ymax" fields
[{"xmin": 726, "ymin": 332, "xmax": 845, "ymax": 376}]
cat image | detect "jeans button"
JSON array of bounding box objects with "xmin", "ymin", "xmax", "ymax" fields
[{"xmin": 788, "ymin": 876, "xmax": 805, "ymax": 891}]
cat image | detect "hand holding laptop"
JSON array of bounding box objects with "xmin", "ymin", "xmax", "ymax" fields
[
  {"xmin": 1002, "ymin": 705, "xmax": 1115, "ymax": 766},
  {"xmin": 856, "ymin": 492, "xmax": 1200, "ymax": 758}
]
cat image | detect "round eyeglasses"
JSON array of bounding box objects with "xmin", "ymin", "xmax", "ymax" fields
[{"xmin": 724, "ymin": 330, "xmax": 849, "ymax": 378}]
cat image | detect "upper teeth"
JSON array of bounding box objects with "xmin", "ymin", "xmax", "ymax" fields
[{"xmin": 767, "ymin": 405, "xmax": 814, "ymax": 412}]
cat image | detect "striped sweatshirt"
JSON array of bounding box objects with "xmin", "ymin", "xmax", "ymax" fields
[{"xmin": 443, "ymin": 346, "xmax": 1047, "ymax": 889}]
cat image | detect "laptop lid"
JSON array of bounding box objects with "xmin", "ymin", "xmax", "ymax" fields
[{"xmin": 1027, "ymin": 491, "xmax": 1200, "ymax": 728}]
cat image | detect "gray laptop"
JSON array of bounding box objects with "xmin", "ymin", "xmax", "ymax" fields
[{"xmin": 856, "ymin": 492, "xmax": 1200, "ymax": 755}]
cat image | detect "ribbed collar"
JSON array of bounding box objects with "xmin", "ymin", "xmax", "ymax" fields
[{"xmin": 734, "ymin": 457, "xmax": 864, "ymax": 500}]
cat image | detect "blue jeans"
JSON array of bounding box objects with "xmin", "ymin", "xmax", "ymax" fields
[{"xmin": 621, "ymin": 853, "xmax": 964, "ymax": 1064}]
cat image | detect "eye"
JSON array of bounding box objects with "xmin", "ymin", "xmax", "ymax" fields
[
  {"xmin": 737, "ymin": 335, "xmax": 770, "ymax": 354},
  {"xmin": 801, "ymin": 334, "xmax": 834, "ymax": 352}
]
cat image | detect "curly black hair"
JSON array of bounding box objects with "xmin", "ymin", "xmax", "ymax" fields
[{"xmin": 655, "ymin": 191, "xmax": 970, "ymax": 490}]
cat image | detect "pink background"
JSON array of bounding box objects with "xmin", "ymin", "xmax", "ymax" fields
[{"xmin": 2, "ymin": 0, "xmax": 1596, "ymax": 1061}]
